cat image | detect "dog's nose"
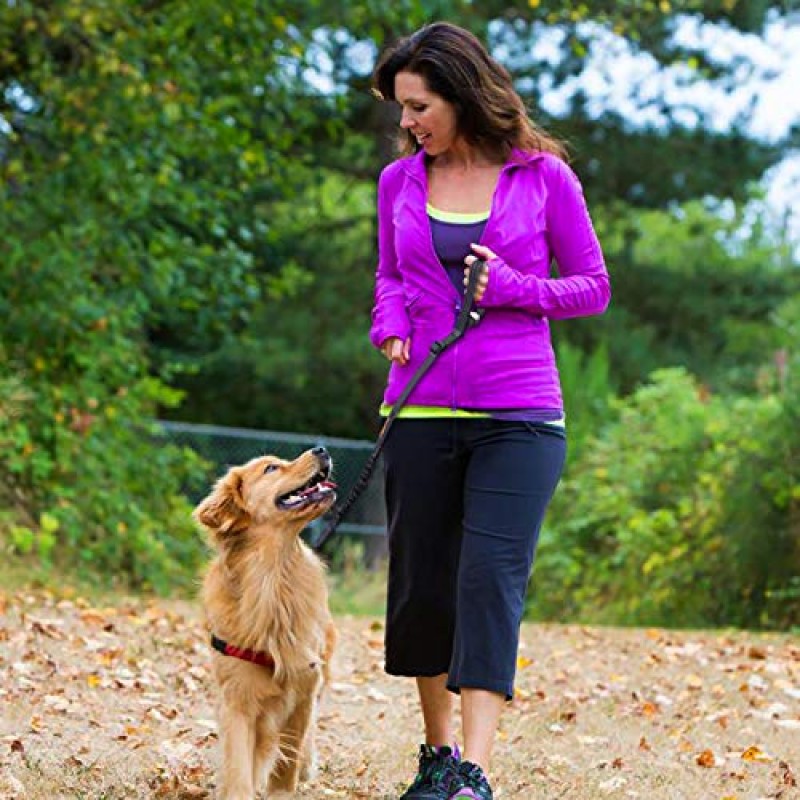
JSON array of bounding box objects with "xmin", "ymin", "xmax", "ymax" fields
[{"xmin": 312, "ymin": 446, "xmax": 330, "ymax": 468}]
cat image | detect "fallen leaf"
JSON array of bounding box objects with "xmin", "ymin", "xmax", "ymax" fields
[
  {"xmin": 696, "ymin": 749, "xmax": 716, "ymax": 768},
  {"xmin": 780, "ymin": 760, "xmax": 797, "ymax": 787},
  {"xmin": 685, "ymin": 674, "xmax": 703, "ymax": 690},
  {"xmin": 740, "ymin": 745, "xmax": 772, "ymax": 763}
]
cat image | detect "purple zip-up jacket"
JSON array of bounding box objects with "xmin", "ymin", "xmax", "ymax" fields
[{"xmin": 370, "ymin": 148, "xmax": 610, "ymax": 412}]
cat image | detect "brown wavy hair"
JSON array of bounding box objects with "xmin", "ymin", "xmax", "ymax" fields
[{"xmin": 373, "ymin": 21, "xmax": 568, "ymax": 162}]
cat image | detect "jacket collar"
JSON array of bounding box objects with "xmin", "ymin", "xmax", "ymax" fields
[{"xmin": 400, "ymin": 147, "xmax": 547, "ymax": 181}]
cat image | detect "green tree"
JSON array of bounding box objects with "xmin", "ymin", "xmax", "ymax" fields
[
  {"xmin": 169, "ymin": 0, "xmax": 797, "ymax": 436},
  {"xmin": 565, "ymin": 197, "xmax": 800, "ymax": 394},
  {"xmin": 0, "ymin": 0, "xmax": 326, "ymax": 585}
]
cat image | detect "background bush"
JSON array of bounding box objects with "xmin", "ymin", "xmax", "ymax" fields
[
  {"xmin": 1, "ymin": 0, "xmax": 797, "ymax": 623},
  {"xmin": 532, "ymin": 365, "xmax": 799, "ymax": 630}
]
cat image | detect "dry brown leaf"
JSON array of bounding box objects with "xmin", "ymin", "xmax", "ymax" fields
[
  {"xmin": 640, "ymin": 701, "xmax": 659, "ymax": 716},
  {"xmin": 696, "ymin": 749, "xmax": 716, "ymax": 768},
  {"xmin": 180, "ymin": 784, "xmax": 209, "ymax": 798},
  {"xmin": 740, "ymin": 745, "xmax": 772, "ymax": 763},
  {"xmin": 685, "ymin": 674, "xmax": 704, "ymax": 690},
  {"xmin": 79, "ymin": 609, "xmax": 109, "ymax": 626},
  {"xmin": 780, "ymin": 760, "xmax": 797, "ymax": 787}
]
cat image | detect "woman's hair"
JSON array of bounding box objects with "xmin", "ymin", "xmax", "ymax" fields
[{"xmin": 372, "ymin": 21, "xmax": 567, "ymax": 161}]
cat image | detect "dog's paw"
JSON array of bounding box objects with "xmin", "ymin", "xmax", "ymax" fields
[{"xmin": 299, "ymin": 754, "xmax": 318, "ymax": 783}]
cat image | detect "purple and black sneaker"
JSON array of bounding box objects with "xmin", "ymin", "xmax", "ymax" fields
[
  {"xmin": 399, "ymin": 744, "xmax": 462, "ymax": 800},
  {"xmin": 448, "ymin": 760, "xmax": 494, "ymax": 800}
]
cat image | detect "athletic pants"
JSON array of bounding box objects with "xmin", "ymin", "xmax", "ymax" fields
[{"xmin": 382, "ymin": 418, "xmax": 566, "ymax": 700}]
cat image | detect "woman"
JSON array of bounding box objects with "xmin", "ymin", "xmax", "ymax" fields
[{"xmin": 370, "ymin": 22, "xmax": 610, "ymax": 800}]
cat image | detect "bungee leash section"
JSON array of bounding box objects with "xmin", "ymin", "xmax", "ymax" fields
[{"xmin": 310, "ymin": 258, "xmax": 487, "ymax": 551}]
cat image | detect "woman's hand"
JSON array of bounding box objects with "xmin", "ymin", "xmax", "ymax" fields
[
  {"xmin": 464, "ymin": 243, "xmax": 494, "ymax": 303},
  {"xmin": 381, "ymin": 336, "xmax": 411, "ymax": 366}
]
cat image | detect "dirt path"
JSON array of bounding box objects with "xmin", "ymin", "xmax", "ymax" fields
[{"xmin": 0, "ymin": 588, "xmax": 798, "ymax": 799}]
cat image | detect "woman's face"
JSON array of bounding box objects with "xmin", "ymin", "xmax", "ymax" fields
[{"xmin": 394, "ymin": 70, "xmax": 459, "ymax": 156}]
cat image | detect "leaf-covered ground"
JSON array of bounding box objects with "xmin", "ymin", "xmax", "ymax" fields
[{"xmin": 0, "ymin": 588, "xmax": 798, "ymax": 800}]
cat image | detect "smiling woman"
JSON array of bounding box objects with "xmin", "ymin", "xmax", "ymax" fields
[
  {"xmin": 394, "ymin": 72, "xmax": 459, "ymax": 157},
  {"xmin": 373, "ymin": 23, "xmax": 566, "ymax": 163},
  {"xmin": 367, "ymin": 20, "xmax": 610, "ymax": 800}
]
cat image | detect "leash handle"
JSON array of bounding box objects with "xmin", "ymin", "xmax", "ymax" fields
[{"xmin": 310, "ymin": 259, "xmax": 486, "ymax": 550}]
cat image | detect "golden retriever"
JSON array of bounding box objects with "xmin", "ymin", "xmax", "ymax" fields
[{"xmin": 194, "ymin": 446, "xmax": 338, "ymax": 800}]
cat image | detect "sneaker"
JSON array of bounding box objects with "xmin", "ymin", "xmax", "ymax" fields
[
  {"xmin": 399, "ymin": 744, "xmax": 462, "ymax": 800},
  {"xmin": 448, "ymin": 760, "xmax": 493, "ymax": 800}
]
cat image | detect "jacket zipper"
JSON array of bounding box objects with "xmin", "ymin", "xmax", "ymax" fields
[
  {"xmin": 410, "ymin": 160, "xmax": 509, "ymax": 410},
  {"xmin": 451, "ymin": 310, "xmax": 459, "ymax": 410}
]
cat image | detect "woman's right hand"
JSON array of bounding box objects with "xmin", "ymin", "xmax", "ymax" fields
[{"xmin": 381, "ymin": 336, "xmax": 411, "ymax": 366}]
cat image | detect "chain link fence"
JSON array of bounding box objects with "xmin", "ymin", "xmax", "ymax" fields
[{"xmin": 158, "ymin": 421, "xmax": 387, "ymax": 554}]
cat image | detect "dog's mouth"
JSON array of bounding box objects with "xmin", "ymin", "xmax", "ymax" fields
[{"xmin": 276, "ymin": 465, "xmax": 337, "ymax": 511}]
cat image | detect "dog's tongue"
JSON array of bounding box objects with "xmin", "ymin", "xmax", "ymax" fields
[{"xmin": 299, "ymin": 480, "xmax": 337, "ymax": 497}]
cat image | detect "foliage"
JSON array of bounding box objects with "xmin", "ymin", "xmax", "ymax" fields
[
  {"xmin": 1, "ymin": 0, "xmax": 798, "ymax": 620},
  {"xmin": 531, "ymin": 366, "xmax": 800, "ymax": 629},
  {"xmin": 554, "ymin": 339, "xmax": 615, "ymax": 464},
  {"xmin": 162, "ymin": 170, "xmax": 387, "ymax": 437},
  {"xmin": 167, "ymin": 1, "xmax": 796, "ymax": 439},
  {"xmin": 563, "ymin": 197, "xmax": 800, "ymax": 395},
  {"xmin": 0, "ymin": 0, "xmax": 325, "ymax": 586},
  {"xmin": 306, "ymin": 0, "xmax": 789, "ymax": 205}
]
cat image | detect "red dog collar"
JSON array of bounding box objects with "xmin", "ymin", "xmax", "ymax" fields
[{"xmin": 211, "ymin": 634, "xmax": 275, "ymax": 669}]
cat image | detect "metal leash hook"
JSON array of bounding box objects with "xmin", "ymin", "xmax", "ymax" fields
[{"xmin": 310, "ymin": 259, "xmax": 487, "ymax": 551}]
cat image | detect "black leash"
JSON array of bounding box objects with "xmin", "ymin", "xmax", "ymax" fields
[{"xmin": 310, "ymin": 259, "xmax": 486, "ymax": 551}]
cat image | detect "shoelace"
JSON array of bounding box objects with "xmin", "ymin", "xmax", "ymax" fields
[
  {"xmin": 458, "ymin": 762, "xmax": 492, "ymax": 798},
  {"xmin": 410, "ymin": 748, "xmax": 459, "ymax": 792},
  {"xmin": 414, "ymin": 754, "xmax": 447, "ymax": 786}
]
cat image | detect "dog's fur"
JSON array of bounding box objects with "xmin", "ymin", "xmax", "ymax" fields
[{"xmin": 194, "ymin": 449, "xmax": 337, "ymax": 800}]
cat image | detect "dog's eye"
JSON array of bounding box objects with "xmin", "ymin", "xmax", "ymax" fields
[{"xmin": 263, "ymin": 464, "xmax": 279, "ymax": 474}]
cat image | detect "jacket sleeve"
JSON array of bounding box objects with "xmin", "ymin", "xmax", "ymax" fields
[
  {"xmin": 479, "ymin": 159, "xmax": 611, "ymax": 319},
  {"xmin": 369, "ymin": 167, "xmax": 411, "ymax": 349}
]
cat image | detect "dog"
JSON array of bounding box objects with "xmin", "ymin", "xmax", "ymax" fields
[{"xmin": 194, "ymin": 446, "xmax": 338, "ymax": 799}]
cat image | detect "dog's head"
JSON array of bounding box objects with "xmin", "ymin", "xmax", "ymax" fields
[{"xmin": 193, "ymin": 447, "xmax": 336, "ymax": 544}]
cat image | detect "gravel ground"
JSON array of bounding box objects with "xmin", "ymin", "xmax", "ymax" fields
[{"xmin": 1, "ymin": 587, "xmax": 798, "ymax": 799}]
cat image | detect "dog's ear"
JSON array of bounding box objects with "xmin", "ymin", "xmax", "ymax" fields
[{"xmin": 193, "ymin": 469, "xmax": 251, "ymax": 540}]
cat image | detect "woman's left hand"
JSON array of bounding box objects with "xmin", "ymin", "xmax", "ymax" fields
[{"xmin": 464, "ymin": 243, "xmax": 495, "ymax": 302}]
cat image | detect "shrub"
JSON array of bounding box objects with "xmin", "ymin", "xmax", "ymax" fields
[{"xmin": 531, "ymin": 366, "xmax": 799, "ymax": 629}]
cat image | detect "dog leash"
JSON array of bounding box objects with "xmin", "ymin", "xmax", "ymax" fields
[{"xmin": 310, "ymin": 259, "xmax": 486, "ymax": 551}]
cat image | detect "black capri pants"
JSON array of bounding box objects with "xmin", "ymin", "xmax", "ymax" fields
[{"xmin": 382, "ymin": 418, "xmax": 566, "ymax": 700}]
